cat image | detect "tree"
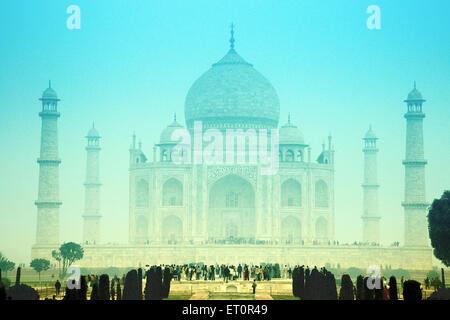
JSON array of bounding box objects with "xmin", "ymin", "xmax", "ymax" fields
[
  {"xmin": 30, "ymin": 258, "xmax": 50, "ymax": 280},
  {"xmin": 53, "ymin": 242, "xmax": 84, "ymax": 276},
  {"xmin": 0, "ymin": 269, "xmax": 6, "ymax": 301},
  {"xmin": 0, "ymin": 252, "xmax": 15, "ymax": 277},
  {"xmin": 428, "ymin": 191, "xmax": 450, "ymax": 266},
  {"xmin": 52, "ymin": 250, "xmax": 62, "ymax": 277},
  {"xmin": 426, "ymin": 269, "xmax": 440, "ymax": 283},
  {"xmin": 116, "ymin": 279, "xmax": 122, "ymax": 300}
]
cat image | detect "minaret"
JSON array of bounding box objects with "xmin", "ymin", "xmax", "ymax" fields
[
  {"xmin": 402, "ymin": 82, "xmax": 429, "ymax": 247},
  {"xmin": 82, "ymin": 124, "xmax": 102, "ymax": 244},
  {"xmin": 34, "ymin": 81, "xmax": 61, "ymax": 246},
  {"xmin": 362, "ymin": 125, "xmax": 380, "ymax": 244}
]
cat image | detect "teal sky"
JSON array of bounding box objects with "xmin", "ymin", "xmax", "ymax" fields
[{"xmin": 0, "ymin": 0, "xmax": 449, "ymax": 264}]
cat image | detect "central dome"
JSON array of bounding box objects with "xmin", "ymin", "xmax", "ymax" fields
[{"xmin": 184, "ymin": 39, "xmax": 280, "ymax": 129}]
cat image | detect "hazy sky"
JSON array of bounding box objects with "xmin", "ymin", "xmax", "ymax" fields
[{"xmin": 0, "ymin": 0, "xmax": 449, "ymax": 264}]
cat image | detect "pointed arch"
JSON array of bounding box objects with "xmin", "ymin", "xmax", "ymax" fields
[
  {"xmin": 286, "ymin": 149, "xmax": 294, "ymax": 162},
  {"xmin": 135, "ymin": 179, "xmax": 149, "ymax": 207},
  {"xmin": 135, "ymin": 215, "xmax": 148, "ymax": 240},
  {"xmin": 281, "ymin": 216, "xmax": 302, "ymax": 243},
  {"xmin": 162, "ymin": 215, "xmax": 183, "ymax": 243},
  {"xmin": 315, "ymin": 179, "xmax": 329, "ymax": 208},
  {"xmin": 162, "ymin": 178, "xmax": 183, "ymax": 206},
  {"xmin": 315, "ymin": 216, "xmax": 328, "ymax": 240},
  {"xmin": 281, "ymin": 179, "xmax": 302, "ymax": 207}
]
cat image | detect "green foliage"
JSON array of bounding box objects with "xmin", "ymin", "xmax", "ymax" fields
[
  {"xmin": 1, "ymin": 277, "xmax": 11, "ymax": 289},
  {"xmin": 383, "ymin": 268, "xmax": 410, "ymax": 280},
  {"xmin": 427, "ymin": 270, "xmax": 440, "ymax": 280},
  {"xmin": 428, "ymin": 191, "xmax": 450, "ymax": 267},
  {"xmin": 0, "ymin": 252, "xmax": 15, "ymax": 276},
  {"xmin": 100, "ymin": 267, "xmax": 121, "ymax": 277},
  {"xmin": 346, "ymin": 267, "xmax": 364, "ymax": 280},
  {"xmin": 54, "ymin": 242, "xmax": 84, "ymax": 276},
  {"xmin": 30, "ymin": 258, "xmax": 50, "ymax": 280}
]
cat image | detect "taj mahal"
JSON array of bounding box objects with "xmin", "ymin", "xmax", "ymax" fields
[{"xmin": 31, "ymin": 28, "xmax": 432, "ymax": 270}]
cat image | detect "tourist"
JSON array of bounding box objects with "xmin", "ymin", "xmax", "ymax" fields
[
  {"xmin": 237, "ymin": 264, "xmax": 242, "ymax": 279},
  {"xmin": 252, "ymin": 280, "xmax": 257, "ymax": 294},
  {"xmin": 55, "ymin": 280, "xmax": 61, "ymax": 297}
]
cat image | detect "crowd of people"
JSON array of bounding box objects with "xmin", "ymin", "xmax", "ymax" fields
[
  {"xmin": 129, "ymin": 238, "xmax": 404, "ymax": 246},
  {"xmin": 153, "ymin": 263, "xmax": 294, "ymax": 282}
]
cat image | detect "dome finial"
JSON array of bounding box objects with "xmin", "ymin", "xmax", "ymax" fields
[
  {"xmin": 414, "ymin": 80, "xmax": 416, "ymax": 89},
  {"xmin": 229, "ymin": 23, "xmax": 235, "ymax": 50},
  {"xmin": 174, "ymin": 112, "xmax": 177, "ymax": 122},
  {"xmin": 49, "ymin": 80, "xmax": 51, "ymax": 88},
  {"xmin": 288, "ymin": 112, "xmax": 291, "ymax": 124}
]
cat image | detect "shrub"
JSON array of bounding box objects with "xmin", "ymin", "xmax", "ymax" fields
[
  {"xmin": 389, "ymin": 276, "xmax": 398, "ymax": 300},
  {"xmin": 137, "ymin": 268, "xmax": 143, "ymax": 300},
  {"xmin": 123, "ymin": 270, "xmax": 139, "ymax": 300},
  {"xmin": 1, "ymin": 277, "xmax": 11, "ymax": 289},
  {"xmin": 339, "ymin": 274, "xmax": 354, "ymax": 300},
  {"xmin": 403, "ymin": 280, "xmax": 422, "ymax": 301},
  {"xmin": 90, "ymin": 282, "xmax": 99, "ymax": 300},
  {"xmin": 356, "ymin": 275, "xmax": 364, "ymax": 300},
  {"xmin": 6, "ymin": 267, "xmax": 39, "ymax": 300},
  {"xmin": 426, "ymin": 270, "xmax": 440, "ymax": 280},
  {"xmin": 98, "ymin": 274, "xmax": 110, "ymax": 300},
  {"xmin": 116, "ymin": 279, "xmax": 122, "ymax": 300}
]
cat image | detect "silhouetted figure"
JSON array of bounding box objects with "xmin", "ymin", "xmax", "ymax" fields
[
  {"xmin": 363, "ymin": 277, "xmax": 375, "ymax": 300},
  {"xmin": 162, "ymin": 267, "xmax": 172, "ymax": 299},
  {"xmin": 356, "ymin": 275, "xmax": 364, "ymax": 300},
  {"xmin": 55, "ymin": 280, "xmax": 61, "ymax": 297},
  {"xmin": 252, "ymin": 280, "xmax": 257, "ymax": 294},
  {"xmin": 374, "ymin": 277, "xmax": 384, "ymax": 300},
  {"xmin": 339, "ymin": 274, "xmax": 354, "ymax": 300},
  {"xmin": 98, "ymin": 274, "xmax": 110, "ymax": 300},
  {"xmin": 90, "ymin": 282, "xmax": 99, "ymax": 300},
  {"xmin": 403, "ymin": 280, "xmax": 422, "ymax": 301},
  {"xmin": 389, "ymin": 276, "xmax": 398, "ymax": 300}
]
